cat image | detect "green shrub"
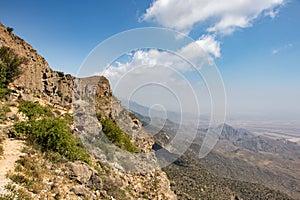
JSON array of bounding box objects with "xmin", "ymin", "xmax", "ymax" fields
[
  {"xmin": 18, "ymin": 101, "xmax": 52, "ymax": 120},
  {"xmin": 0, "ymin": 46, "xmax": 24, "ymax": 98},
  {"xmin": 9, "ymin": 174, "xmax": 28, "ymax": 185},
  {"xmin": 0, "ymin": 87, "xmax": 10, "ymax": 99},
  {"xmin": 15, "ymin": 101, "xmax": 90, "ymax": 164},
  {"xmin": 100, "ymin": 117, "xmax": 138, "ymax": 153},
  {"xmin": 6, "ymin": 27, "xmax": 14, "ymax": 33},
  {"xmin": 15, "ymin": 118, "xmax": 90, "ymax": 163},
  {"xmin": 0, "ymin": 105, "xmax": 11, "ymax": 121},
  {"xmin": 2, "ymin": 105, "xmax": 11, "ymax": 113},
  {"xmin": 14, "ymin": 121, "xmax": 29, "ymax": 134}
]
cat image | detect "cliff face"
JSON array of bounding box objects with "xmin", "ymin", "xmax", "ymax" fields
[
  {"xmin": 0, "ymin": 23, "xmax": 73, "ymax": 108},
  {"xmin": 0, "ymin": 22, "xmax": 176, "ymax": 199}
]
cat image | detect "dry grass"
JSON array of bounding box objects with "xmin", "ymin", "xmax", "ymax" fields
[{"xmin": 8, "ymin": 147, "xmax": 48, "ymax": 195}]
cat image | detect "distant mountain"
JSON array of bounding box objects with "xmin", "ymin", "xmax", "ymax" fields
[
  {"xmin": 139, "ymin": 116, "xmax": 299, "ymax": 199},
  {"xmin": 123, "ymin": 100, "xmax": 210, "ymax": 124},
  {"xmin": 219, "ymin": 123, "xmax": 300, "ymax": 155},
  {"xmin": 219, "ymin": 123, "xmax": 254, "ymax": 141}
]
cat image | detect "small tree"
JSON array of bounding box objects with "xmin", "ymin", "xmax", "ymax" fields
[
  {"xmin": 0, "ymin": 46, "xmax": 24, "ymax": 98},
  {"xmin": 6, "ymin": 27, "xmax": 14, "ymax": 34}
]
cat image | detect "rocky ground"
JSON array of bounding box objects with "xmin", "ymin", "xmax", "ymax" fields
[{"xmin": 0, "ymin": 139, "xmax": 24, "ymax": 194}]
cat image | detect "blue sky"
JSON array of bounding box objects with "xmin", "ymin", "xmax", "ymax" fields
[{"xmin": 0, "ymin": 0, "xmax": 299, "ymax": 119}]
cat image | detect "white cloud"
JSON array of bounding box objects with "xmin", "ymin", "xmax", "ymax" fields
[
  {"xmin": 173, "ymin": 34, "xmax": 221, "ymax": 59},
  {"xmin": 102, "ymin": 49, "xmax": 210, "ymax": 115},
  {"xmin": 142, "ymin": 0, "xmax": 285, "ymax": 35},
  {"xmin": 103, "ymin": 49, "xmax": 192, "ymax": 80},
  {"xmin": 102, "ymin": 38, "xmax": 219, "ymax": 82},
  {"xmin": 196, "ymin": 35, "xmax": 221, "ymax": 58}
]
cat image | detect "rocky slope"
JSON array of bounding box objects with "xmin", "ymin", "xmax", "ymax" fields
[
  {"xmin": 152, "ymin": 119, "xmax": 299, "ymax": 199},
  {"xmin": 0, "ymin": 22, "xmax": 176, "ymax": 199},
  {"xmin": 0, "ymin": 24, "xmax": 74, "ymax": 108}
]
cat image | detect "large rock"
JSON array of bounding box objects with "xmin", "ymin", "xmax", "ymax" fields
[
  {"xmin": 66, "ymin": 161, "xmax": 103, "ymax": 189},
  {"xmin": 97, "ymin": 76, "xmax": 111, "ymax": 97},
  {"xmin": 66, "ymin": 161, "xmax": 93, "ymax": 184}
]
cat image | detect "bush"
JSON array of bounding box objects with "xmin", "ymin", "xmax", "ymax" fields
[
  {"xmin": 18, "ymin": 101, "xmax": 52, "ymax": 120},
  {"xmin": 0, "ymin": 105, "xmax": 11, "ymax": 121},
  {"xmin": 0, "ymin": 87, "xmax": 10, "ymax": 99},
  {"xmin": 9, "ymin": 174, "xmax": 28, "ymax": 185},
  {"xmin": 100, "ymin": 117, "xmax": 138, "ymax": 153},
  {"xmin": 0, "ymin": 46, "xmax": 24, "ymax": 98},
  {"xmin": 15, "ymin": 101, "xmax": 90, "ymax": 163},
  {"xmin": 2, "ymin": 105, "xmax": 11, "ymax": 113},
  {"xmin": 15, "ymin": 118, "xmax": 90, "ymax": 163},
  {"xmin": 14, "ymin": 121, "xmax": 29, "ymax": 135},
  {"xmin": 6, "ymin": 27, "xmax": 14, "ymax": 33}
]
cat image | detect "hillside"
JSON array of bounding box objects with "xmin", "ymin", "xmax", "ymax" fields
[
  {"xmin": 0, "ymin": 22, "xmax": 176, "ymax": 199},
  {"xmin": 152, "ymin": 119, "xmax": 299, "ymax": 199}
]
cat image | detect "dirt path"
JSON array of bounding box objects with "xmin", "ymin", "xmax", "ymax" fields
[{"xmin": 0, "ymin": 139, "xmax": 24, "ymax": 194}]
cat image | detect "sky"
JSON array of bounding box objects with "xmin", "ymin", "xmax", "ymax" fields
[{"xmin": 0, "ymin": 0, "xmax": 300, "ymax": 119}]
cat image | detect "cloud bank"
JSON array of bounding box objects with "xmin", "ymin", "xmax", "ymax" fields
[
  {"xmin": 142, "ymin": 0, "xmax": 285, "ymax": 57},
  {"xmin": 142, "ymin": 0, "xmax": 285, "ymax": 35}
]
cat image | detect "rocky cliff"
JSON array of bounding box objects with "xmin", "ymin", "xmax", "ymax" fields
[
  {"xmin": 0, "ymin": 24, "xmax": 74, "ymax": 108},
  {"xmin": 0, "ymin": 22, "xmax": 176, "ymax": 199}
]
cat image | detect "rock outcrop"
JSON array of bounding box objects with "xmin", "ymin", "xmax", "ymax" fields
[{"xmin": 0, "ymin": 23, "xmax": 73, "ymax": 108}]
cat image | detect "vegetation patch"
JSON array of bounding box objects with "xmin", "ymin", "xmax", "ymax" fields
[
  {"xmin": 0, "ymin": 183, "xmax": 32, "ymax": 200},
  {"xmin": 99, "ymin": 116, "xmax": 138, "ymax": 153},
  {"xmin": 15, "ymin": 101, "xmax": 90, "ymax": 164},
  {"xmin": 6, "ymin": 27, "xmax": 14, "ymax": 34},
  {"xmin": 4, "ymin": 149, "xmax": 50, "ymax": 198},
  {"xmin": 30, "ymin": 118, "xmax": 89, "ymax": 162},
  {"xmin": 0, "ymin": 46, "xmax": 24, "ymax": 98},
  {"xmin": 0, "ymin": 105, "xmax": 11, "ymax": 121},
  {"xmin": 17, "ymin": 101, "xmax": 52, "ymax": 120}
]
